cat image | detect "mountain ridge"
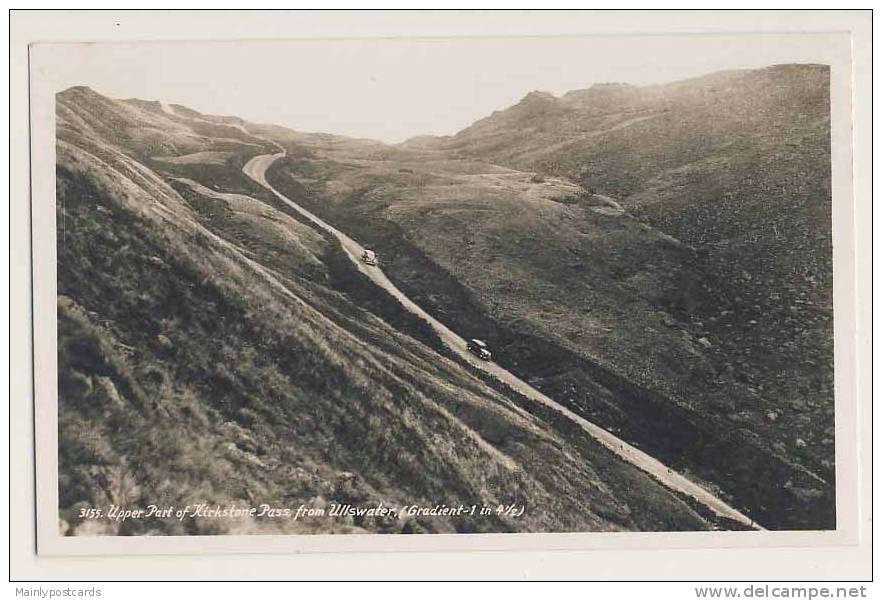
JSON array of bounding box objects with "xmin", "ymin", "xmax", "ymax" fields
[
  {"xmin": 258, "ymin": 62, "xmax": 834, "ymax": 529},
  {"xmin": 55, "ymin": 82, "xmax": 719, "ymax": 535},
  {"xmin": 55, "ymin": 62, "xmax": 834, "ymax": 532}
]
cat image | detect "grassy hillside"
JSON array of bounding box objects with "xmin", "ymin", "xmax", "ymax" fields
[
  {"xmin": 434, "ymin": 65, "xmax": 835, "ymax": 495},
  {"xmin": 261, "ymin": 64, "xmax": 834, "ymax": 529},
  {"xmin": 55, "ymin": 87, "xmax": 711, "ymax": 535}
]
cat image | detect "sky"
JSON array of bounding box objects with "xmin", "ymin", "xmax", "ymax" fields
[{"xmin": 39, "ymin": 33, "xmax": 838, "ymax": 143}]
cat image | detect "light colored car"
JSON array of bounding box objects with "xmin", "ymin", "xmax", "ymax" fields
[
  {"xmin": 467, "ymin": 338, "xmax": 492, "ymax": 361},
  {"xmin": 361, "ymin": 249, "xmax": 378, "ymax": 266}
]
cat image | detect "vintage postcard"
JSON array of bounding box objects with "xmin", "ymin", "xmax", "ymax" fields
[{"xmin": 21, "ymin": 13, "xmax": 866, "ymax": 568}]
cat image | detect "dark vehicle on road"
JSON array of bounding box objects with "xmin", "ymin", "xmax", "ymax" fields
[{"xmin": 467, "ymin": 339, "xmax": 492, "ymax": 361}]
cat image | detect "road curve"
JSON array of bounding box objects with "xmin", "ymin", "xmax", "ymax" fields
[{"xmin": 243, "ymin": 151, "xmax": 763, "ymax": 531}]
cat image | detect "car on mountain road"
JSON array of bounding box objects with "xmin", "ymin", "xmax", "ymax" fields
[{"xmin": 467, "ymin": 339, "xmax": 492, "ymax": 361}]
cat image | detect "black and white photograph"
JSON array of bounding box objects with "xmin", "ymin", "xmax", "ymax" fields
[
  {"xmin": 12, "ymin": 9, "xmax": 871, "ymax": 583},
  {"xmin": 49, "ymin": 36, "xmax": 839, "ymax": 536}
]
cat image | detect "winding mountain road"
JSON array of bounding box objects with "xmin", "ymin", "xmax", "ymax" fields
[{"xmin": 242, "ymin": 150, "xmax": 762, "ymax": 531}]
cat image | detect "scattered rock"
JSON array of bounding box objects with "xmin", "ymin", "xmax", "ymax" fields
[
  {"xmin": 336, "ymin": 471, "xmax": 357, "ymax": 484},
  {"xmin": 790, "ymin": 398, "xmax": 808, "ymax": 410},
  {"xmin": 94, "ymin": 376, "xmax": 124, "ymax": 408},
  {"xmin": 225, "ymin": 441, "xmax": 265, "ymax": 467},
  {"xmin": 727, "ymin": 411, "xmax": 750, "ymax": 424}
]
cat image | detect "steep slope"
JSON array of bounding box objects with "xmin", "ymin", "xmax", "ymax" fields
[
  {"xmin": 56, "ymin": 87, "xmax": 712, "ymax": 535},
  {"xmin": 260, "ymin": 64, "xmax": 834, "ymax": 529},
  {"xmin": 419, "ymin": 65, "xmax": 835, "ymax": 496}
]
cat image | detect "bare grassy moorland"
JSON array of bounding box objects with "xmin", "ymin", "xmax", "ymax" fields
[
  {"xmin": 56, "ymin": 86, "xmax": 713, "ymax": 535},
  {"xmin": 259, "ymin": 65, "xmax": 834, "ymax": 529}
]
